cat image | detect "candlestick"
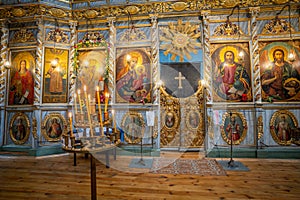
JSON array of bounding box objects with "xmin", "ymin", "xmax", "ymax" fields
[
  {"xmin": 68, "ymin": 112, "xmax": 74, "ymax": 137},
  {"xmin": 78, "ymin": 89, "xmax": 83, "ymax": 114},
  {"xmin": 96, "ymin": 86, "xmax": 104, "ymax": 136},
  {"xmin": 104, "ymin": 92, "xmax": 109, "ymax": 113},
  {"xmin": 74, "ymin": 93, "xmax": 78, "ymax": 114},
  {"xmin": 88, "ymin": 94, "xmax": 92, "ymax": 114},
  {"xmin": 84, "ymin": 85, "xmax": 94, "ymax": 137}
]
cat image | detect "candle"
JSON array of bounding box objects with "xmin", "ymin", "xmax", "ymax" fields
[
  {"xmin": 74, "ymin": 93, "xmax": 78, "ymax": 114},
  {"xmin": 78, "ymin": 89, "xmax": 83, "ymax": 114},
  {"xmin": 96, "ymin": 86, "xmax": 104, "ymax": 135},
  {"xmin": 84, "ymin": 85, "xmax": 94, "ymax": 137},
  {"xmin": 112, "ymin": 109, "xmax": 117, "ymax": 133},
  {"xmin": 68, "ymin": 112, "xmax": 74, "ymax": 137},
  {"xmin": 88, "ymin": 94, "xmax": 91, "ymax": 114},
  {"xmin": 104, "ymin": 92, "xmax": 109, "ymax": 113}
]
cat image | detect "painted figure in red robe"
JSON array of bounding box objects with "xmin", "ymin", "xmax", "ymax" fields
[
  {"xmin": 9, "ymin": 60, "xmax": 34, "ymax": 105},
  {"xmin": 226, "ymin": 115, "xmax": 241, "ymax": 141}
]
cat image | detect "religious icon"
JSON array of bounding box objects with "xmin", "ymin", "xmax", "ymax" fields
[
  {"xmin": 43, "ymin": 48, "xmax": 68, "ymax": 103},
  {"xmin": 9, "ymin": 112, "xmax": 30, "ymax": 145},
  {"xmin": 212, "ymin": 43, "xmax": 252, "ymax": 102},
  {"xmin": 47, "ymin": 117, "xmax": 63, "ymax": 139},
  {"xmin": 121, "ymin": 112, "xmax": 145, "ymax": 144},
  {"xmin": 76, "ymin": 50, "xmax": 107, "ymax": 95},
  {"xmin": 259, "ymin": 41, "xmax": 300, "ymax": 102},
  {"xmin": 41, "ymin": 113, "xmax": 67, "ymax": 142},
  {"xmin": 116, "ymin": 49, "xmax": 151, "ymax": 103},
  {"xmin": 187, "ymin": 111, "xmax": 200, "ymax": 129},
  {"xmin": 165, "ymin": 112, "xmax": 175, "ymax": 128},
  {"xmin": 221, "ymin": 111, "xmax": 247, "ymax": 145},
  {"xmin": 8, "ymin": 51, "xmax": 35, "ymax": 105},
  {"xmin": 270, "ymin": 110, "xmax": 298, "ymax": 146}
]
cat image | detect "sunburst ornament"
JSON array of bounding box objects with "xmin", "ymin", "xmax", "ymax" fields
[{"xmin": 160, "ymin": 19, "xmax": 202, "ymax": 62}]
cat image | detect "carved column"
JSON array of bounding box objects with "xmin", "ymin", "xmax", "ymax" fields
[
  {"xmin": 34, "ymin": 18, "xmax": 44, "ymax": 105},
  {"xmin": 107, "ymin": 17, "xmax": 116, "ymax": 99},
  {"xmin": 150, "ymin": 14, "xmax": 160, "ymax": 105},
  {"xmin": 249, "ymin": 7, "xmax": 261, "ymax": 102},
  {"xmin": 0, "ymin": 21, "xmax": 9, "ymax": 106},
  {"xmin": 69, "ymin": 21, "xmax": 78, "ymax": 104},
  {"xmin": 150, "ymin": 14, "xmax": 160, "ymax": 149},
  {"xmin": 201, "ymin": 10, "xmax": 212, "ymax": 103}
]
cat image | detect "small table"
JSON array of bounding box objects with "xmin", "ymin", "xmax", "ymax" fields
[
  {"xmin": 62, "ymin": 138, "xmax": 117, "ymax": 200},
  {"xmin": 87, "ymin": 144, "xmax": 117, "ymax": 200}
]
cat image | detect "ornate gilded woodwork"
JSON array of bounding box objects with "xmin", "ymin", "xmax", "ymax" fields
[
  {"xmin": 221, "ymin": 111, "xmax": 248, "ymax": 145},
  {"xmin": 250, "ymin": 7, "xmax": 261, "ymax": 102},
  {"xmin": 35, "ymin": 18, "xmax": 44, "ymax": 104},
  {"xmin": 41, "ymin": 113, "xmax": 67, "ymax": 142},
  {"xmin": 182, "ymin": 81, "xmax": 205, "ymax": 147},
  {"xmin": 270, "ymin": 110, "xmax": 298, "ymax": 146},
  {"xmin": 257, "ymin": 115, "xmax": 264, "ymax": 140},
  {"xmin": 201, "ymin": 10, "xmax": 212, "ymax": 103},
  {"xmin": 160, "ymin": 19, "xmax": 202, "ymax": 62},
  {"xmin": 213, "ymin": 20, "xmax": 245, "ymax": 36},
  {"xmin": 262, "ymin": 18, "xmax": 295, "ymax": 34},
  {"xmin": 9, "ymin": 112, "xmax": 31, "ymax": 145},
  {"xmin": 159, "ymin": 86, "xmax": 181, "ymax": 147},
  {"xmin": 119, "ymin": 28, "xmax": 147, "ymax": 42},
  {"xmin": 48, "ymin": 8, "xmax": 68, "ymax": 18},
  {"xmin": 0, "ymin": 22, "xmax": 8, "ymax": 105},
  {"xmin": 32, "ymin": 116, "xmax": 38, "ymax": 139},
  {"xmin": 0, "ymin": 1, "xmax": 299, "ymax": 22},
  {"xmin": 124, "ymin": 6, "xmax": 140, "ymax": 15},
  {"xmin": 150, "ymin": 14, "xmax": 160, "ymax": 104},
  {"xmin": 11, "ymin": 28, "xmax": 35, "ymax": 43},
  {"xmin": 120, "ymin": 111, "xmax": 145, "ymax": 144},
  {"xmin": 45, "ymin": 29, "xmax": 69, "ymax": 43}
]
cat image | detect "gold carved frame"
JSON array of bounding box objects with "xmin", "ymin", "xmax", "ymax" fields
[
  {"xmin": 221, "ymin": 111, "xmax": 247, "ymax": 145},
  {"xmin": 9, "ymin": 112, "xmax": 30, "ymax": 145},
  {"xmin": 41, "ymin": 112, "xmax": 67, "ymax": 142},
  {"xmin": 121, "ymin": 111, "xmax": 145, "ymax": 144},
  {"xmin": 159, "ymin": 86, "xmax": 181, "ymax": 146},
  {"xmin": 182, "ymin": 81, "xmax": 206, "ymax": 147},
  {"xmin": 270, "ymin": 110, "xmax": 298, "ymax": 146}
]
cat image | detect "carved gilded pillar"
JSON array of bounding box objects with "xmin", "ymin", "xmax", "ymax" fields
[
  {"xmin": 34, "ymin": 18, "xmax": 44, "ymax": 105},
  {"xmin": 0, "ymin": 21, "xmax": 9, "ymax": 106},
  {"xmin": 107, "ymin": 17, "xmax": 116, "ymax": 99},
  {"xmin": 150, "ymin": 14, "xmax": 160, "ymax": 105},
  {"xmin": 69, "ymin": 21, "xmax": 78, "ymax": 104},
  {"xmin": 201, "ymin": 10, "xmax": 212, "ymax": 103},
  {"xmin": 249, "ymin": 7, "xmax": 261, "ymax": 102}
]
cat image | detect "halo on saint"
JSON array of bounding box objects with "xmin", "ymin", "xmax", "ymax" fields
[
  {"xmin": 135, "ymin": 64, "xmax": 145, "ymax": 75},
  {"xmin": 269, "ymin": 46, "xmax": 288, "ymax": 62},
  {"xmin": 219, "ymin": 46, "xmax": 239, "ymax": 63},
  {"xmin": 123, "ymin": 51, "xmax": 143, "ymax": 66}
]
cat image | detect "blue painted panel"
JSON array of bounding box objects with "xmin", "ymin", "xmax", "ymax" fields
[{"xmin": 159, "ymin": 49, "xmax": 203, "ymax": 63}]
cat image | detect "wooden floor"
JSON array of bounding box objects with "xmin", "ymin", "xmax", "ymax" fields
[{"xmin": 0, "ymin": 151, "xmax": 300, "ymax": 200}]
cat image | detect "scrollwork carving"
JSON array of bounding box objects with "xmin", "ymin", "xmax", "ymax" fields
[{"xmin": 160, "ymin": 86, "xmax": 181, "ymax": 146}]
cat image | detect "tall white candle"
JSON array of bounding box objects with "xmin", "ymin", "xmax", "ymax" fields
[
  {"xmin": 78, "ymin": 89, "xmax": 83, "ymax": 114},
  {"xmin": 84, "ymin": 85, "xmax": 94, "ymax": 136},
  {"xmin": 96, "ymin": 86, "xmax": 104, "ymax": 136},
  {"xmin": 68, "ymin": 112, "xmax": 74, "ymax": 137}
]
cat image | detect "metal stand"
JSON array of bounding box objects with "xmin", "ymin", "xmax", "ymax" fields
[
  {"xmin": 136, "ymin": 137, "xmax": 145, "ymax": 166},
  {"xmin": 228, "ymin": 112, "xmax": 235, "ymax": 168},
  {"xmin": 91, "ymin": 155, "xmax": 97, "ymax": 200}
]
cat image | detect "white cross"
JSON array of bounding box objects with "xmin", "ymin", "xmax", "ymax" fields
[{"xmin": 174, "ymin": 72, "xmax": 185, "ymax": 89}]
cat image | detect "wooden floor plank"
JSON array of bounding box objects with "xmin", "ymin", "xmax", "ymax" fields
[{"xmin": 1, "ymin": 152, "xmax": 300, "ymax": 200}]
